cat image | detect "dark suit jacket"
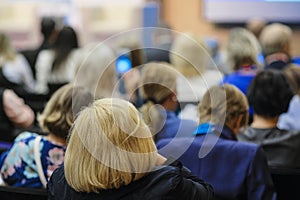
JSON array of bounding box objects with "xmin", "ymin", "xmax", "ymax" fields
[{"xmin": 157, "ymin": 125, "xmax": 276, "ymax": 200}]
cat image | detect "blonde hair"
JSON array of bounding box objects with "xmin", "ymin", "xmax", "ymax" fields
[
  {"xmin": 170, "ymin": 33, "xmax": 210, "ymax": 77},
  {"xmin": 199, "ymin": 84, "xmax": 249, "ymax": 128},
  {"xmin": 38, "ymin": 84, "xmax": 93, "ymax": 139},
  {"xmin": 0, "ymin": 33, "xmax": 16, "ymax": 64},
  {"xmin": 226, "ymin": 27, "xmax": 261, "ymax": 71},
  {"xmin": 64, "ymin": 98, "xmax": 157, "ymax": 193},
  {"xmin": 139, "ymin": 62, "xmax": 177, "ymax": 137},
  {"xmin": 259, "ymin": 23, "xmax": 292, "ymax": 56}
]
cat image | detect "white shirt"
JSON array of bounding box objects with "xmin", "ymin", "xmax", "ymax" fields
[
  {"xmin": 2, "ymin": 54, "xmax": 36, "ymax": 93},
  {"xmin": 176, "ymin": 69, "xmax": 224, "ymax": 102},
  {"xmin": 35, "ymin": 49, "xmax": 82, "ymax": 94}
]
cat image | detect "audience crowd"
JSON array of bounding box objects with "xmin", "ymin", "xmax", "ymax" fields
[{"xmin": 0, "ymin": 16, "xmax": 299, "ymax": 200}]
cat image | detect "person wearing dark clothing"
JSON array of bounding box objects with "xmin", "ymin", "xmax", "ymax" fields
[
  {"xmin": 47, "ymin": 98, "xmax": 214, "ymax": 200},
  {"xmin": 238, "ymin": 70, "xmax": 300, "ymax": 168},
  {"xmin": 157, "ymin": 85, "xmax": 276, "ymax": 200},
  {"xmin": 48, "ymin": 160, "xmax": 214, "ymax": 200}
]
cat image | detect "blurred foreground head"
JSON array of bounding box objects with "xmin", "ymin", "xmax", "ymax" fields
[{"xmin": 64, "ymin": 98, "xmax": 157, "ymax": 192}]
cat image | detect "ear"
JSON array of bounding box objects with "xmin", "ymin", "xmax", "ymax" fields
[
  {"xmin": 232, "ymin": 115, "xmax": 244, "ymax": 135},
  {"xmin": 170, "ymin": 92, "xmax": 177, "ymax": 102},
  {"xmin": 236, "ymin": 115, "xmax": 244, "ymax": 131}
]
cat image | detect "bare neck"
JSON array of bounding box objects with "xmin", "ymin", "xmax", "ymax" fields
[
  {"xmin": 46, "ymin": 134, "xmax": 66, "ymax": 146},
  {"xmin": 251, "ymin": 114, "xmax": 278, "ymax": 129}
]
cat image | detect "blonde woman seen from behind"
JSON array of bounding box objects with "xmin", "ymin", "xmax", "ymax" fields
[{"xmin": 48, "ymin": 98, "xmax": 214, "ymax": 200}]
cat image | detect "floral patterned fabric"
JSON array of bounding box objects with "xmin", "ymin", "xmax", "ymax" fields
[{"xmin": 0, "ymin": 132, "xmax": 65, "ymax": 188}]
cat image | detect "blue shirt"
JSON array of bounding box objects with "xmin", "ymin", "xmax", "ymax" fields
[
  {"xmin": 221, "ymin": 69, "xmax": 256, "ymax": 116},
  {"xmin": 155, "ymin": 110, "xmax": 197, "ymax": 142},
  {"xmin": 0, "ymin": 132, "xmax": 66, "ymax": 188},
  {"xmin": 157, "ymin": 123, "xmax": 276, "ymax": 200},
  {"xmin": 221, "ymin": 72, "xmax": 255, "ymax": 95}
]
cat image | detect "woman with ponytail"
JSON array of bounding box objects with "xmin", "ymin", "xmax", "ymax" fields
[
  {"xmin": 35, "ymin": 26, "xmax": 82, "ymax": 95},
  {"xmin": 139, "ymin": 62, "xmax": 197, "ymax": 142}
]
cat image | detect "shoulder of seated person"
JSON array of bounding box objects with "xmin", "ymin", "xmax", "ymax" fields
[{"xmin": 14, "ymin": 131, "xmax": 40, "ymax": 142}]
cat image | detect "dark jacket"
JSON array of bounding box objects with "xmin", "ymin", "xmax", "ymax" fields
[
  {"xmin": 47, "ymin": 160, "xmax": 214, "ymax": 200},
  {"xmin": 238, "ymin": 127, "xmax": 300, "ymax": 168},
  {"xmin": 264, "ymin": 52, "xmax": 291, "ymax": 70},
  {"xmin": 157, "ymin": 124, "xmax": 276, "ymax": 200}
]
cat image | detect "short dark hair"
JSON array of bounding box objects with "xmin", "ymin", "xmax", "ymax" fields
[
  {"xmin": 247, "ymin": 70, "xmax": 294, "ymax": 118},
  {"xmin": 41, "ymin": 17, "xmax": 55, "ymax": 39}
]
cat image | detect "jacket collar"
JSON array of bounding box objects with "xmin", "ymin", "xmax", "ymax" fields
[{"xmin": 193, "ymin": 122, "xmax": 237, "ymax": 141}]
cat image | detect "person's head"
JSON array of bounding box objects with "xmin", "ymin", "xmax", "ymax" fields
[
  {"xmin": 247, "ymin": 70, "xmax": 294, "ymax": 118},
  {"xmin": 140, "ymin": 62, "xmax": 177, "ymax": 106},
  {"xmin": 0, "ymin": 33, "xmax": 15, "ymax": 62},
  {"xmin": 64, "ymin": 98, "xmax": 157, "ymax": 193},
  {"xmin": 139, "ymin": 62, "xmax": 177, "ymax": 135},
  {"xmin": 152, "ymin": 21, "xmax": 173, "ymax": 45},
  {"xmin": 52, "ymin": 26, "xmax": 79, "ymax": 71},
  {"xmin": 75, "ymin": 43, "xmax": 117, "ymax": 99},
  {"xmin": 41, "ymin": 17, "xmax": 56, "ymax": 40},
  {"xmin": 199, "ymin": 84, "xmax": 249, "ymax": 134},
  {"xmin": 226, "ymin": 27, "xmax": 261, "ymax": 71},
  {"xmin": 38, "ymin": 84, "xmax": 93, "ymax": 140},
  {"xmin": 259, "ymin": 23, "xmax": 292, "ymax": 57},
  {"xmin": 246, "ymin": 17, "xmax": 267, "ymax": 39},
  {"xmin": 283, "ymin": 64, "xmax": 300, "ymax": 96},
  {"xmin": 170, "ymin": 32, "xmax": 210, "ymax": 77},
  {"xmin": 117, "ymin": 36, "xmax": 145, "ymax": 68}
]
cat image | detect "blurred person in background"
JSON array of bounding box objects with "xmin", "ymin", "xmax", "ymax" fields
[
  {"xmin": 221, "ymin": 27, "xmax": 262, "ymax": 95},
  {"xmin": 170, "ymin": 32, "xmax": 223, "ymax": 122},
  {"xmin": 0, "ymin": 33, "xmax": 36, "ymax": 94},
  {"xmin": 157, "ymin": 84, "xmax": 276, "ymax": 200},
  {"xmin": 21, "ymin": 17, "xmax": 57, "ymax": 79},
  {"xmin": 246, "ymin": 17, "xmax": 267, "ymax": 40},
  {"xmin": 0, "ymin": 88, "xmax": 35, "ymax": 143},
  {"xmin": 238, "ymin": 70, "xmax": 300, "ymax": 169},
  {"xmin": 35, "ymin": 26, "xmax": 82, "ymax": 96},
  {"xmin": 0, "ymin": 84, "xmax": 93, "ymax": 188},
  {"xmin": 74, "ymin": 43, "xmax": 118, "ymax": 100},
  {"xmin": 220, "ymin": 27, "xmax": 262, "ymax": 123},
  {"xmin": 144, "ymin": 21, "xmax": 173, "ymax": 63},
  {"xmin": 259, "ymin": 23, "xmax": 293, "ymax": 70},
  {"xmin": 139, "ymin": 62, "xmax": 197, "ymax": 142},
  {"xmin": 170, "ymin": 32, "xmax": 223, "ymax": 103},
  {"xmin": 278, "ymin": 64, "xmax": 300, "ymax": 130}
]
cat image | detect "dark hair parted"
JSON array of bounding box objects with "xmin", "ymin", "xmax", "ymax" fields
[
  {"xmin": 247, "ymin": 70, "xmax": 294, "ymax": 118},
  {"xmin": 52, "ymin": 26, "xmax": 79, "ymax": 72},
  {"xmin": 38, "ymin": 84, "xmax": 93, "ymax": 140},
  {"xmin": 41, "ymin": 17, "xmax": 55, "ymax": 39}
]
